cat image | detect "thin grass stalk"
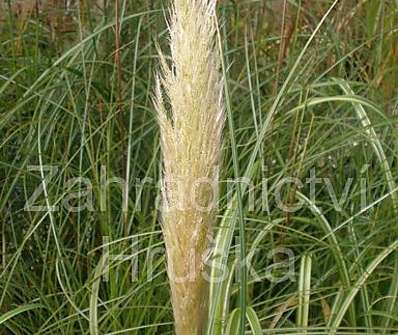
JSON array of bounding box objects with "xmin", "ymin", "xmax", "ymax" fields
[{"xmin": 154, "ymin": 0, "xmax": 224, "ymax": 334}]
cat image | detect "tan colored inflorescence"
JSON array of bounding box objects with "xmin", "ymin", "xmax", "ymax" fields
[{"xmin": 154, "ymin": 0, "xmax": 224, "ymax": 334}]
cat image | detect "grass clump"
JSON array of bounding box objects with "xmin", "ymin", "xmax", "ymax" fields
[{"xmin": 1, "ymin": 0, "xmax": 398, "ymax": 334}]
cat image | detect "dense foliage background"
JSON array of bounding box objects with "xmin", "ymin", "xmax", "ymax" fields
[{"xmin": 1, "ymin": 0, "xmax": 398, "ymax": 333}]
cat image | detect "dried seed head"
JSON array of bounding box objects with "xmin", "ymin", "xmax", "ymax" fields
[{"xmin": 154, "ymin": 0, "xmax": 224, "ymax": 334}]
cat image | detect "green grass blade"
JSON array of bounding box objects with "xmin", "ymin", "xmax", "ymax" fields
[
  {"xmin": 216, "ymin": 17, "xmax": 247, "ymax": 335},
  {"xmin": 89, "ymin": 255, "xmax": 107, "ymax": 335},
  {"xmin": 297, "ymin": 254, "xmax": 312, "ymax": 334},
  {"xmin": 225, "ymin": 308, "xmax": 241, "ymax": 335},
  {"xmin": 0, "ymin": 304, "xmax": 45, "ymax": 326},
  {"xmin": 328, "ymin": 239, "xmax": 398, "ymax": 335},
  {"xmin": 246, "ymin": 306, "xmax": 262, "ymax": 335}
]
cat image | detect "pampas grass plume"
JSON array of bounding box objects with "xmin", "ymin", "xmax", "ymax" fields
[{"xmin": 154, "ymin": 0, "xmax": 224, "ymax": 334}]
